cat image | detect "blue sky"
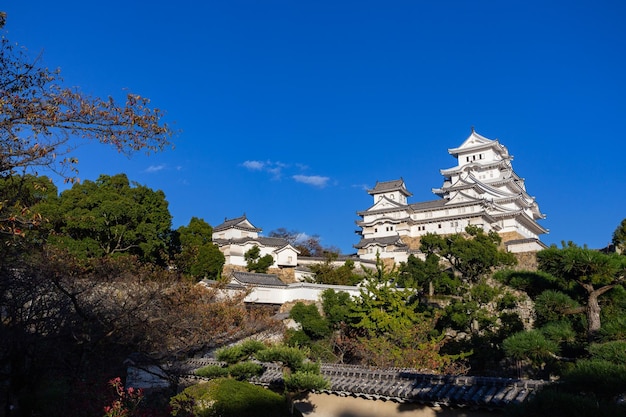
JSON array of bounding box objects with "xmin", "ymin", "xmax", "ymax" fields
[{"xmin": 5, "ymin": 1, "xmax": 625, "ymax": 253}]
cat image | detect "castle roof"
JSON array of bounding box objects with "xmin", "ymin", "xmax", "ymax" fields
[
  {"xmin": 354, "ymin": 235, "xmax": 408, "ymax": 249},
  {"xmin": 230, "ymin": 271, "xmax": 287, "ymax": 287},
  {"xmin": 448, "ymin": 129, "xmax": 509, "ymax": 157},
  {"xmin": 367, "ymin": 179, "xmax": 412, "ymax": 197},
  {"xmin": 213, "ymin": 236, "xmax": 293, "ymax": 250},
  {"xmin": 213, "ymin": 214, "xmax": 262, "ymax": 233}
]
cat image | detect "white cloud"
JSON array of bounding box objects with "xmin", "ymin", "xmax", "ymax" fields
[
  {"xmin": 293, "ymin": 175, "xmax": 330, "ymax": 188},
  {"xmin": 242, "ymin": 160, "xmax": 265, "ymax": 170},
  {"xmin": 352, "ymin": 183, "xmax": 370, "ymax": 191},
  {"xmin": 242, "ymin": 160, "xmax": 329, "ymax": 185},
  {"xmin": 144, "ymin": 164, "xmax": 166, "ymax": 173}
]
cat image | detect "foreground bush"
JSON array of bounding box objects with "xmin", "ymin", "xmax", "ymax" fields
[
  {"xmin": 504, "ymin": 389, "xmax": 626, "ymax": 417},
  {"xmin": 170, "ymin": 379, "xmax": 290, "ymax": 417}
]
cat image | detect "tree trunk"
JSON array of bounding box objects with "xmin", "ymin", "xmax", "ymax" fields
[{"xmin": 584, "ymin": 284, "xmax": 615, "ymax": 340}]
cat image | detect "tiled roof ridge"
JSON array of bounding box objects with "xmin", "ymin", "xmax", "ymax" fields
[{"xmin": 178, "ymin": 359, "xmax": 549, "ymax": 409}]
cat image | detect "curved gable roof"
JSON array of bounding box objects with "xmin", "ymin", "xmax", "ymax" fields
[
  {"xmin": 367, "ymin": 178, "xmax": 412, "ymax": 197},
  {"xmin": 214, "ymin": 214, "xmax": 261, "ymax": 233}
]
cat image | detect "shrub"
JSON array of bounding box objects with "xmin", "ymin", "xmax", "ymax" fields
[
  {"xmin": 255, "ymin": 346, "xmax": 306, "ymax": 372},
  {"xmin": 502, "ymin": 330, "xmax": 559, "ymax": 364},
  {"xmin": 170, "ymin": 379, "xmax": 289, "ymax": 417},
  {"xmin": 284, "ymin": 371, "xmax": 329, "ymax": 393},
  {"xmin": 216, "ymin": 339, "xmax": 266, "ymax": 364},
  {"xmin": 504, "ymin": 388, "xmax": 626, "ymax": 417},
  {"xmin": 563, "ymin": 359, "xmax": 626, "ymax": 401},
  {"xmin": 534, "ymin": 290, "xmax": 580, "ymax": 326},
  {"xmin": 540, "ymin": 321, "xmax": 576, "ymax": 344},
  {"xmin": 195, "ymin": 365, "xmax": 229, "ymax": 379},
  {"xmin": 227, "ymin": 362, "xmax": 264, "ymax": 380},
  {"xmin": 588, "ymin": 340, "xmax": 626, "ymax": 365}
]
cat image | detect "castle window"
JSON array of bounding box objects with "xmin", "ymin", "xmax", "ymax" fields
[{"xmin": 438, "ymin": 224, "xmax": 442, "ymax": 229}]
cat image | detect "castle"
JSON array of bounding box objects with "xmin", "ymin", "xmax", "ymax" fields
[
  {"xmin": 355, "ymin": 129, "xmax": 548, "ymax": 264},
  {"xmin": 213, "ymin": 129, "xmax": 548, "ymax": 272}
]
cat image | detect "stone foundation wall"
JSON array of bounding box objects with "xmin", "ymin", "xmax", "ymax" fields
[
  {"xmin": 402, "ymin": 235, "xmax": 423, "ymax": 251},
  {"xmin": 512, "ymin": 251, "xmax": 538, "ymax": 270},
  {"xmin": 499, "ymin": 231, "xmax": 526, "ymax": 242},
  {"xmin": 222, "ymin": 264, "xmax": 246, "ymax": 277},
  {"xmin": 268, "ymin": 267, "xmax": 296, "ymax": 283}
]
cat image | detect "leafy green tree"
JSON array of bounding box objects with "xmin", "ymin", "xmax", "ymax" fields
[
  {"xmin": 613, "ymin": 218, "xmax": 626, "ymax": 253},
  {"xmin": 597, "ymin": 284, "xmax": 626, "ymax": 341},
  {"xmin": 398, "ymin": 253, "xmax": 458, "ymax": 295},
  {"xmin": 321, "ymin": 289, "xmax": 353, "ymax": 329},
  {"xmin": 42, "ymin": 173, "xmax": 172, "ymax": 263},
  {"xmin": 533, "ymin": 290, "xmax": 581, "ymax": 327},
  {"xmin": 0, "ymin": 22, "xmax": 172, "ymax": 237},
  {"xmin": 289, "ymin": 302, "xmax": 331, "ymax": 340},
  {"xmin": 349, "ymin": 260, "xmax": 421, "ymax": 337},
  {"xmin": 174, "ymin": 217, "xmax": 224, "ymax": 280},
  {"xmin": 343, "ymin": 257, "xmax": 463, "ymax": 370},
  {"xmin": 493, "ymin": 269, "xmax": 559, "ymax": 298},
  {"xmin": 244, "ymin": 245, "xmax": 274, "ymax": 273},
  {"xmin": 502, "ymin": 330, "xmax": 560, "ymax": 365},
  {"xmin": 309, "ymin": 253, "xmax": 362, "ymax": 285},
  {"xmin": 537, "ymin": 245, "xmax": 626, "ymax": 339},
  {"xmin": 420, "ymin": 225, "xmax": 517, "ymax": 283}
]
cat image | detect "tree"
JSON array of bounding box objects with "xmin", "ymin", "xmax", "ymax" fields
[
  {"xmin": 0, "ymin": 174, "xmax": 57, "ymax": 241},
  {"xmin": 173, "ymin": 217, "xmax": 224, "ymax": 280},
  {"xmin": 398, "ymin": 253, "xmax": 458, "ymax": 295},
  {"xmin": 254, "ymin": 345, "xmax": 329, "ymax": 412},
  {"xmin": 0, "ymin": 21, "xmax": 172, "ymax": 238},
  {"xmin": 244, "ymin": 246, "xmax": 274, "ymax": 273},
  {"xmin": 288, "ymin": 302, "xmax": 331, "ymax": 343},
  {"xmin": 537, "ymin": 245, "xmax": 626, "ymax": 340},
  {"xmin": 613, "ymin": 218, "xmax": 626, "ymax": 253},
  {"xmin": 321, "ymin": 289, "xmax": 353, "ymax": 329},
  {"xmin": 41, "ymin": 173, "xmax": 172, "ymax": 263},
  {"xmin": 268, "ymin": 228, "xmax": 338, "ymax": 256},
  {"xmin": 0, "ymin": 248, "xmax": 274, "ymax": 416},
  {"xmin": 342, "ymin": 257, "xmax": 462, "ymax": 370},
  {"xmin": 308, "ymin": 253, "xmax": 362, "ymax": 285},
  {"xmin": 420, "ymin": 225, "xmax": 517, "ymax": 283}
]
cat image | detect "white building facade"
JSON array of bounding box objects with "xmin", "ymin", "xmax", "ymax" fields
[
  {"xmin": 355, "ymin": 130, "xmax": 548, "ymax": 263},
  {"xmin": 212, "ymin": 215, "xmax": 300, "ymax": 268}
]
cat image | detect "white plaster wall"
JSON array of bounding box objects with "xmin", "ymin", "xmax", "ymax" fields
[
  {"xmin": 275, "ymin": 248, "xmax": 298, "ymax": 267},
  {"xmin": 242, "ymin": 282, "xmax": 362, "ymax": 304}
]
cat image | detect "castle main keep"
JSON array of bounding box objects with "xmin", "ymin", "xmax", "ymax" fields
[{"xmin": 355, "ymin": 129, "xmax": 548, "ymax": 263}]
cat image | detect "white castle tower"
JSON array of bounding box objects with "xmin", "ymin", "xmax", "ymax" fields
[{"xmin": 355, "ymin": 129, "xmax": 548, "ymax": 263}]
